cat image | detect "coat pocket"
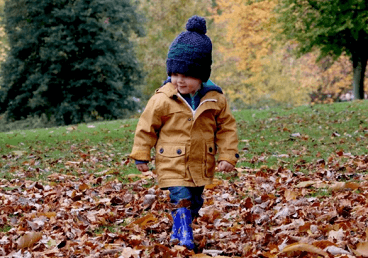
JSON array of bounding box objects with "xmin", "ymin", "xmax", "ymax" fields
[
  {"xmin": 155, "ymin": 145, "xmax": 186, "ymax": 179},
  {"xmin": 205, "ymin": 142, "xmax": 216, "ymax": 178}
]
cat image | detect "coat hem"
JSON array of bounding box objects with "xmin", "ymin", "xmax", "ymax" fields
[{"xmin": 158, "ymin": 179, "xmax": 212, "ymax": 189}]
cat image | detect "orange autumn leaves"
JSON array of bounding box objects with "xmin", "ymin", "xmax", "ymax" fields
[
  {"xmin": 2, "ymin": 150, "xmax": 368, "ymax": 256},
  {"xmin": 210, "ymin": 0, "xmax": 362, "ymax": 106}
]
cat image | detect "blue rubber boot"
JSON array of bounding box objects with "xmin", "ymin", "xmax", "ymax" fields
[{"xmin": 170, "ymin": 207, "xmax": 194, "ymax": 249}]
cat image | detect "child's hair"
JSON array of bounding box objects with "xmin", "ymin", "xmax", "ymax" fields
[{"xmin": 166, "ymin": 16, "xmax": 212, "ymax": 83}]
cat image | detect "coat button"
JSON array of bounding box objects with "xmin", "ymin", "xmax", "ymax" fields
[
  {"xmin": 159, "ymin": 148, "xmax": 164, "ymax": 154},
  {"xmin": 177, "ymin": 149, "xmax": 182, "ymax": 155},
  {"xmin": 209, "ymin": 147, "xmax": 213, "ymax": 153}
]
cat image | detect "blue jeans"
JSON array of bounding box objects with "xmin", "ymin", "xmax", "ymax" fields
[{"xmin": 168, "ymin": 186, "xmax": 205, "ymax": 218}]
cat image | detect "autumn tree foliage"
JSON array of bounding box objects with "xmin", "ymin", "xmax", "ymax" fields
[
  {"xmin": 211, "ymin": 0, "xmax": 312, "ymax": 107},
  {"xmin": 210, "ymin": 0, "xmax": 367, "ymax": 107},
  {"xmin": 0, "ymin": 0, "xmax": 143, "ymax": 125},
  {"xmin": 276, "ymin": 0, "xmax": 368, "ymax": 100},
  {"xmin": 134, "ymin": 0, "xmax": 215, "ymax": 100}
]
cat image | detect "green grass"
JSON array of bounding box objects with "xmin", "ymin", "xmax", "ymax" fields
[
  {"xmin": 92, "ymin": 225, "xmax": 117, "ymax": 235},
  {"xmin": 1, "ymin": 119, "xmax": 137, "ymax": 153},
  {"xmin": 0, "ymin": 119, "xmax": 140, "ymax": 183},
  {"xmin": 0, "ymin": 224, "xmax": 11, "ymax": 233},
  {"xmin": 306, "ymin": 187, "xmax": 332, "ymax": 198},
  {"xmin": 1, "ymin": 100, "xmax": 368, "ymax": 183},
  {"xmin": 235, "ymin": 100, "xmax": 368, "ymax": 173}
]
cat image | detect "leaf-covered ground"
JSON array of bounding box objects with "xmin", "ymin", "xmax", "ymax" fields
[{"xmin": 1, "ymin": 101, "xmax": 368, "ymax": 257}]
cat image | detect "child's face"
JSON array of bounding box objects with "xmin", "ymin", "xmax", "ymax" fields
[{"xmin": 171, "ymin": 73, "xmax": 202, "ymax": 95}]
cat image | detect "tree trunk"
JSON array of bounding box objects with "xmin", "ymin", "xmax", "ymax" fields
[{"xmin": 352, "ymin": 52, "xmax": 367, "ymax": 100}]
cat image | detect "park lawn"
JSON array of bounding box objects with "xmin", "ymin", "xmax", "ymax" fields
[
  {"xmin": 236, "ymin": 100, "xmax": 368, "ymax": 171},
  {"xmin": 0, "ymin": 119, "xmax": 139, "ymax": 182},
  {"xmin": 1, "ymin": 100, "xmax": 368, "ymax": 257},
  {"xmin": 1, "ymin": 100, "xmax": 367, "ymax": 183}
]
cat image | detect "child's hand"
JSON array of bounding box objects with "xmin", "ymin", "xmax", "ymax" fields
[
  {"xmin": 136, "ymin": 163, "xmax": 149, "ymax": 172},
  {"xmin": 218, "ymin": 161, "xmax": 235, "ymax": 172}
]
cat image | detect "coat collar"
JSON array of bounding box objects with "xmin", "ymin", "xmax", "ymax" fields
[
  {"xmin": 156, "ymin": 82, "xmax": 221, "ymax": 120},
  {"xmin": 156, "ymin": 82, "xmax": 178, "ymax": 99},
  {"xmin": 156, "ymin": 82, "xmax": 222, "ymax": 100}
]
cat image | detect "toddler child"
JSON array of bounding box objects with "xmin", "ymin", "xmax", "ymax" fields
[{"xmin": 130, "ymin": 15, "xmax": 239, "ymax": 249}]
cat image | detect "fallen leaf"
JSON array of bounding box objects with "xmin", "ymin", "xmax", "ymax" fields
[
  {"xmin": 355, "ymin": 242, "xmax": 368, "ymax": 257},
  {"xmin": 127, "ymin": 174, "xmax": 146, "ymax": 179},
  {"xmin": 174, "ymin": 245, "xmax": 187, "ymax": 252},
  {"xmin": 324, "ymin": 245, "xmax": 351, "ymax": 255},
  {"xmin": 329, "ymin": 182, "xmax": 360, "ymax": 191},
  {"xmin": 205, "ymin": 178, "xmax": 223, "ymax": 189},
  {"xmin": 345, "ymin": 181, "xmax": 360, "ymax": 190},
  {"xmin": 313, "ymin": 240, "xmax": 337, "ymax": 249},
  {"xmin": 191, "ymin": 254, "xmax": 211, "ymax": 258},
  {"xmin": 12, "ymin": 151, "xmax": 27, "ymax": 156},
  {"xmin": 118, "ymin": 247, "xmax": 140, "ymax": 258},
  {"xmin": 129, "ymin": 213, "xmax": 157, "ymax": 228},
  {"xmin": 202, "ymin": 249, "xmax": 224, "ymax": 256},
  {"xmin": 79, "ymin": 183, "xmax": 89, "ymax": 191},
  {"xmin": 333, "ymin": 132, "xmax": 341, "ymax": 137},
  {"xmin": 329, "ymin": 182, "xmax": 346, "ymax": 191},
  {"xmin": 295, "ymin": 181, "xmax": 316, "ymax": 188},
  {"xmin": 17, "ymin": 232, "xmax": 43, "ymax": 249},
  {"xmin": 143, "ymin": 194, "xmax": 156, "ymax": 207},
  {"xmin": 328, "ymin": 228, "xmax": 345, "ymax": 242},
  {"xmin": 290, "ymin": 133, "xmax": 301, "ymax": 137},
  {"xmin": 279, "ymin": 243, "xmax": 328, "ymax": 257},
  {"xmin": 284, "ymin": 189, "xmax": 298, "ymax": 201}
]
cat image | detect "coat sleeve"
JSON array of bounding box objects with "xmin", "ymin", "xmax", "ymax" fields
[
  {"xmin": 215, "ymin": 96, "xmax": 239, "ymax": 166},
  {"xmin": 130, "ymin": 94, "xmax": 164, "ymax": 161}
]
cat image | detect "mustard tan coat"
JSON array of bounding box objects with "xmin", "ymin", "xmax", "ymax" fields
[{"xmin": 130, "ymin": 83, "xmax": 239, "ymax": 188}]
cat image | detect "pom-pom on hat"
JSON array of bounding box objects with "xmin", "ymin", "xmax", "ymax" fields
[{"xmin": 166, "ymin": 15, "xmax": 212, "ymax": 82}]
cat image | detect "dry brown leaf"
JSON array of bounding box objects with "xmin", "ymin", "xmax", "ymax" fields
[
  {"xmin": 79, "ymin": 183, "xmax": 89, "ymax": 191},
  {"xmin": 130, "ymin": 213, "xmax": 157, "ymax": 228},
  {"xmin": 12, "ymin": 151, "xmax": 27, "ymax": 156},
  {"xmin": 279, "ymin": 243, "xmax": 328, "ymax": 257},
  {"xmin": 345, "ymin": 181, "xmax": 360, "ymax": 189},
  {"xmin": 191, "ymin": 254, "xmax": 229, "ymax": 258},
  {"xmin": 127, "ymin": 174, "xmax": 147, "ymax": 179},
  {"xmin": 324, "ymin": 246, "xmax": 351, "ymax": 255},
  {"xmin": 355, "ymin": 242, "xmax": 368, "ymax": 257},
  {"xmin": 37, "ymin": 212, "xmax": 57, "ymax": 218},
  {"xmin": 65, "ymin": 161, "xmax": 82, "ymax": 166},
  {"xmin": 329, "ymin": 182, "xmax": 346, "ymax": 191},
  {"xmin": 142, "ymin": 171, "xmax": 156, "ymax": 177},
  {"xmin": 174, "ymin": 245, "xmax": 187, "ymax": 252},
  {"xmin": 295, "ymin": 181, "xmax": 316, "ymax": 188},
  {"xmin": 284, "ymin": 189, "xmax": 298, "ymax": 201},
  {"xmin": 313, "ymin": 240, "xmax": 337, "ymax": 249},
  {"xmin": 329, "ymin": 181, "xmax": 360, "ymax": 191},
  {"xmin": 205, "ymin": 178, "xmax": 223, "ymax": 189},
  {"xmin": 328, "ymin": 228, "xmax": 345, "ymax": 242},
  {"xmin": 119, "ymin": 247, "xmax": 140, "ymax": 258},
  {"xmin": 4, "ymin": 122, "xmax": 368, "ymax": 258},
  {"xmin": 17, "ymin": 232, "xmax": 42, "ymax": 249}
]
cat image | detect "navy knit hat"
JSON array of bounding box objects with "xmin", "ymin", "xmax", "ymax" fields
[{"xmin": 166, "ymin": 16, "xmax": 212, "ymax": 82}]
